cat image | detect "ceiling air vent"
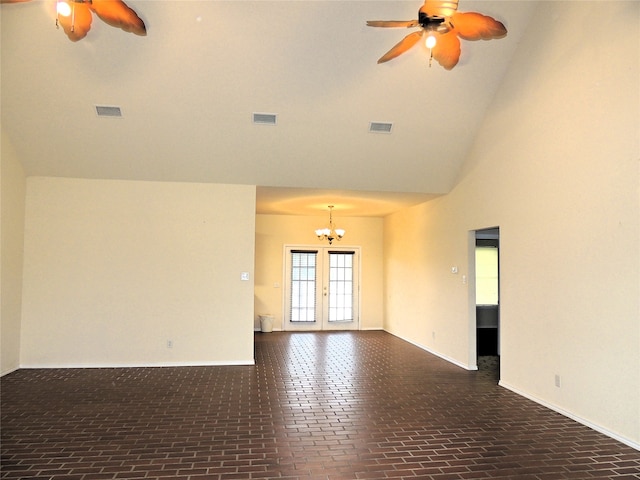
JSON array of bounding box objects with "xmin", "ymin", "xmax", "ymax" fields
[
  {"xmin": 253, "ymin": 112, "xmax": 277, "ymax": 125},
  {"xmin": 369, "ymin": 122, "xmax": 393, "ymax": 133},
  {"xmin": 95, "ymin": 105, "xmax": 122, "ymax": 118}
]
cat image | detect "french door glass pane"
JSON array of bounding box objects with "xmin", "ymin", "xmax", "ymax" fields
[
  {"xmin": 290, "ymin": 252, "xmax": 317, "ymax": 322},
  {"xmin": 328, "ymin": 252, "xmax": 353, "ymax": 322}
]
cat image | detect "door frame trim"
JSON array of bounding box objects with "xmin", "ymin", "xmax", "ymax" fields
[
  {"xmin": 282, "ymin": 244, "xmax": 361, "ymax": 332},
  {"xmin": 469, "ymin": 227, "xmax": 501, "ymax": 375}
]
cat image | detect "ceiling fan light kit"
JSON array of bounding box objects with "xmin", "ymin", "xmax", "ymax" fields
[{"xmin": 367, "ymin": 0, "xmax": 507, "ymax": 70}]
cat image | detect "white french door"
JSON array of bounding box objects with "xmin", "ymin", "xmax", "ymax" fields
[{"xmin": 284, "ymin": 246, "xmax": 360, "ymax": 331}]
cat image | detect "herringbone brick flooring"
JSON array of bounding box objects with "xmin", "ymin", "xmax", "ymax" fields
[{"xmin": 2, "ymin": 331, "xmax": 639, "ymax": 479}]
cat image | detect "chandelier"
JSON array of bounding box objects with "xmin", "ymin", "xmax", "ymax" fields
[{"xmin": 315, "ymin": 205, "xmax": 345, "ymax": 245}]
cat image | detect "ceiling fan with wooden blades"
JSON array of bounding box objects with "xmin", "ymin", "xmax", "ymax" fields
[
  {"xmin": 367, "ymin": 0, "xmax": 506, "ymax": 69},
  {"xmin": 1, "ymin": 0, "xmax": 146, "ymax": 42}
]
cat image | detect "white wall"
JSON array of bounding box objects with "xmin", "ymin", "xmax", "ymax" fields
[
  {"xmin": 255, "ymin": 214, "xmax": 383, "ymax": 331},
  {"xmin": 384, "ymin": 1, "xmax": 639, "ymax": 447},
  {"xmin": 1, "ymin": 128, "xmax": 26, "ymax": 375},
  {"xmin": 20, "ymin": 178, "xmax": 256, "ymax": 367}
]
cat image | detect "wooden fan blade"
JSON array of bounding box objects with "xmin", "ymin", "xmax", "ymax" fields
[
  {"xmin": 377, "ymin": 30, "xmax": 422, "ymax": 63},
  {"xmin": 367, "ymin": 20, "xmax": 419, "ymax": 28},
  {"xmin": 432, "ymin": 30, "xmax": 460, "ymax": 70},
  {"xmin": 57, "ymin": 2, "xmax": 93, "ymax": 42},
  {"xmin": 451, "ymin": 12, "xmax": 506, "ymax": 40},
  {"xmin": 89, "ymin": 0, "xmax": 146, "ymax": 36}
]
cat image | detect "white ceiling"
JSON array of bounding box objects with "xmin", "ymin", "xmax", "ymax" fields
[{"xmin": 1, "ymin": 0, "xmax": 537, "ymax": 216}]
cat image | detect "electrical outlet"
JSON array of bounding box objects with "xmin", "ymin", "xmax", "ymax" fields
[
  {"xmin": 555, "ymin": 374, "xmax": 561, "ymax": 387},
  {"xmin": 167, "ymin": 340, "xmax": 173, "ymax": 349},
  {"xmin": 432, "ymin": 331, "xmax": 436, "ymax": 340}
]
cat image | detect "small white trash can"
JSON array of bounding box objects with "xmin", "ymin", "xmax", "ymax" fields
[{"xmin": 259, "ymin": 314, "xmax": 274, "ymax": 333}]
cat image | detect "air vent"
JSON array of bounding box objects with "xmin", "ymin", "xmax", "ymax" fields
[
  {"xmin": 369, "ymin": 122, "xmax": 393, "ymax": 133},
  {"xmin": 253, "ymin": 112, "xmax": 277, "ymax": 125},
  {"xmin": 95, "ymin": 105, "xmax": 122, "ymax": 118}
]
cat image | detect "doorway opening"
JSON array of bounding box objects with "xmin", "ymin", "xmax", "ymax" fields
[
  {"xmin": 474, "ymin": 227, "xmax": 500, "ymax": 381},
  {"xmin": 283, "ymin": 246, "xmax": 360, "ymax": 331}
]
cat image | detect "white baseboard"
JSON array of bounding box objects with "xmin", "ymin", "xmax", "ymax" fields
[
  {"xmin": 1, "ymin": 366, "xmax": 20, "ymax": 377},
  {"xmin": 255, "ymin": 328, "xmax": 384, "ymax": 332},
  {"xmin": 499, "ymin": 380, "xmax": 640, "ymax": 452},
  {"xmin": 387, "ymin": 330, "xmax": 476, "ymax": 371},
  {"xmin": 19, "ymin": 359, "xmax": 256, "ymax": 369}
]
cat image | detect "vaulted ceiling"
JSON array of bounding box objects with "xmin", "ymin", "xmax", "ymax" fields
[{"xmin": 1, "ymin": 0, "xmax": 537, "ymax": 216}]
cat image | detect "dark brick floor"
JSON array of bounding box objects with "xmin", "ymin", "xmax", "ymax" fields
[{"xmin": 2, "ymin": 331, "xmax": 639, "ymax": 479}]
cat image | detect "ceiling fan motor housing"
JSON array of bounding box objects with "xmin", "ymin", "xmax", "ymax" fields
[
  {"xmin": 418, "ymin": 13, "xmax": 452, "ymax": 34},
  {"xmin": 420, "ymin": 0, "xmax": 459, "ymax": 18},
  {"xmin": 419, "ymin": 0, "xmax": 459, "ymax": 33}
]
